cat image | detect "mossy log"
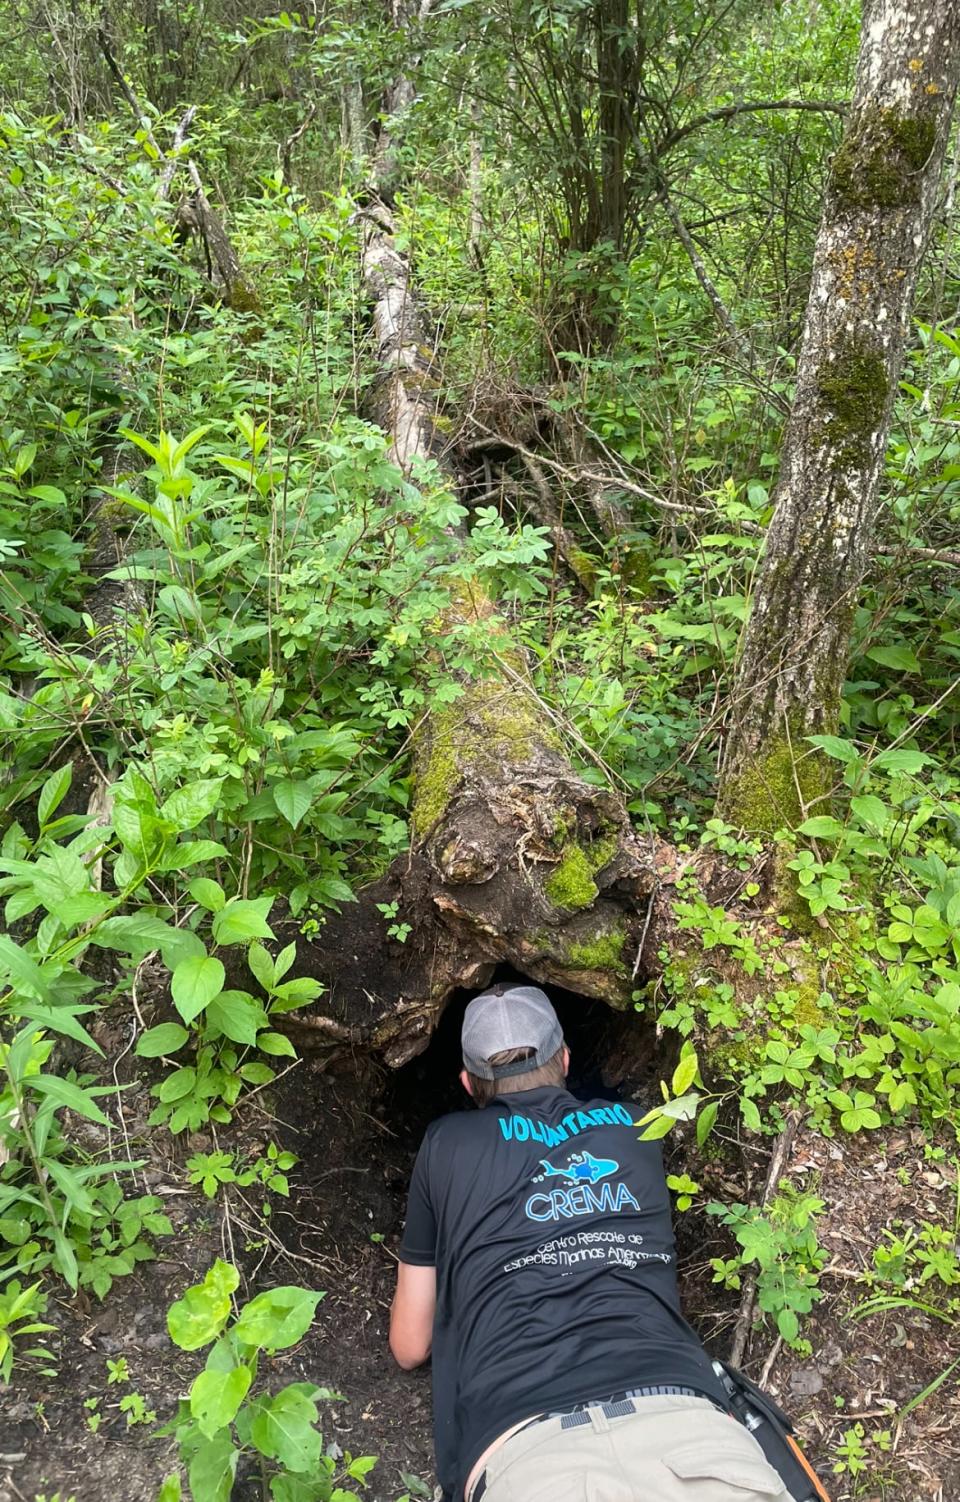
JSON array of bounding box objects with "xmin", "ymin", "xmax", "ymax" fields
[
  {"xmin": 718, "ymin": 0, "xmax": 960, "ymax": 832},
  {"xmin": 285, "ymin": 194, "xmax": 674, "ymax": 1065}
]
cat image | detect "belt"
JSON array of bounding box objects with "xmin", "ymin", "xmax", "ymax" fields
[{"xmin": 468, "ymin": 1385, "xmax": 723, "ymax": 1502}]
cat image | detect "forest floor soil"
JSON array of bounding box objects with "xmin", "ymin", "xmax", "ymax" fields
[{"xmin": 1, "ymin": 1021, "xmax": 957, "ymax": 1502}]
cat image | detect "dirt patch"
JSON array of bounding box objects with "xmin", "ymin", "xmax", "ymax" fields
[
  {"xmin": 5, "ymin": 989, "xmax": 954, "ymax": 1502},
  {"xmin": 751, "ymin": 1126, "xmax": 960, "ymax": 1502}
]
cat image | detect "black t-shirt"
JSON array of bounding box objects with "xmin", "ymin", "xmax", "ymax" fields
[{"xmin": 398, "ymin": 1086, "xmax": 727, "ymax": 1501}]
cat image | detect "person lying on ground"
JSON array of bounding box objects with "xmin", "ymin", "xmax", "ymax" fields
[{"xmin": 389, "ymin": 981, "xmax": 801, "ymax": 1502}]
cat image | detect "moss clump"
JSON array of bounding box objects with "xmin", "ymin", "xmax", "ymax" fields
[
  {"xmin": 412, "ymin": 680, "xmax": 559, "ymax": 834},
  {"xmin": 568, "ymin": 928, "xmax": 627, "ymax": 974},
  {"xmin": 227, "ymin": 277, "xmax": 261, "ymax": 314},
  {"xmin": 718, "ymin": 734, "xmax": 831, "ymax": 837},
  {"xmin": 830, "ymin": 107, "xmax": 937, "ymax": 212},
  {"xmin": 546, "ymin": 844, "xmax": 598, "ymax": 910},
  {"xmin": 545, "ymin": 833, "xmax": 618, "ymax": 911},
  {"xmin": 818, "ymin": 341, "xmax": 888, "ymax": 465}
]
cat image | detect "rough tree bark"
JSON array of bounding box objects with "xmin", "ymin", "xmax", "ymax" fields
[{"xmin": 718, "ymin": 0, "xmax": 960, "ymax": 832}]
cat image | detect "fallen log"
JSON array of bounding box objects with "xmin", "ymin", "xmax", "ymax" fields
[{"xmin": 284, "ymin": 168, "xmax": 671, "ymax": 1066}]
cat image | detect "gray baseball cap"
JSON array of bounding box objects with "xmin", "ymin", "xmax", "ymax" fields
[{"xmin": 461, "ymin": 985, "xmax": 563, "ymax": 1080}]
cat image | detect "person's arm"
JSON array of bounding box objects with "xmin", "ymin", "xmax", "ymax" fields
[
  {"xmin": 391, "ymin": 1131, "xmax": 438, "ymax": 1370},
  {"xmin": 390, "ymin": 1261, "xmax": 437, "ymax": 1369}
]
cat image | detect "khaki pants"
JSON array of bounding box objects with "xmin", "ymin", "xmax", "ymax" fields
[{"xmin": 470, "ymin": 1395, "xmax": 799, "ymax": 1502}]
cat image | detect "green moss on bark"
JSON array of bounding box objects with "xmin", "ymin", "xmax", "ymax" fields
[
  {"xmin": 719, "ymin": 734, "xmax": 831, "ymax": 836},
  {"xmin": 412, "ymin": 681, "xmax": 559, "ymax": 835},
  {"xmin": 568, "ymin": 928, "xmax": 627, "ymax": 974},
  {"xmin": 830, "ymin": 107, "xmax": 937, "ymax": 211},
  {"xmin": 545, "ymin": 834, "xmax": 618, "ymax": 911},
  {"xmin": 818, "ymin": 341, "xmax": 888, "ymax": 465}
]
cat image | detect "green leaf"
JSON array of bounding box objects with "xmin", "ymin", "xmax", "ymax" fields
[
  {"xmin": 28, "ymin": 1074, "xmax": 113, "ymax": 1126},
  {"xmin": 257, "ymin": 1032, "xmax": 297, "ymax": 1058},
  {"xmin": 190, "ymin": 1364, "xmax": 253, "ymax": 1440},
  {"xmin": 797, "ymin": 815, "xmax": 844, "ymax": 840},
  {"xmin": 156, "ymin": 1066, "xmax": 197, "ymax": 1103},
  {"xmin": 233, "ymin": 1287, "xmax": 324, "ymax": 1353},
  {"xmin": 249, "ymin": 1388, "xmax": 322, "ymax": 1472},
  {"xmin": 0, "ymin": 935, "xmax": 48, "ymax": 999},
  {"xmin": 189, "ymin": 1431, "xmax": 239, "ymax": 1502},
  {"xmin": 137, "ymin": 1023, "xmax": 190, "ymax": 1058},
  {"xmin": 38, "ymin": 763, "xmax": 73, "ymax": 827},
  {"xmin": 156, "ymin": 1474, "xmax": 183, "ymax": 1502},
  {"xmin": 776, "ymin": 1307, "xmax": 800, "ymax": 1343},
  {"xmin": 850, "ymin": 794, "xmax": 888, "ymax": 830},
  {"xmin": 806, "ymin": 734, "xmax": 860, "ymax": 764},
  {"xmin": 172, "ymin": 955, "xmax": 226, "ymax": 1024},
  {"xmin": 205, "ymin": 991, "xmax": 269, "ymax": 1046},
  {"xmin": 167, "ymin": 1260, "xmax": 239, "ymax": 1351},
  {"xmin": 638, "ymin": 1113, "xmax": 674, "ymax": 1141},
  {"xmin": 866, "ymin": 644, "xmax": 921, "ymax": 674},
  {"xmin": 213, "ymin": 897, "xmax": 275, "ymax": 946},
  {"xmin": 670, "ymin": 1051, "xmax": 698, "ymax": 1097},
  {"xmin": 247, "ymin": 942, "xmax": 275, "ymax": 992},
  {"xmin": 740, "ymin": 1096, "xmax": 762, "ymax": 1132},
  {"xmin": 696, "ymin": 1100, "xmax": 719, "ymax": 1146},
  {"xmin": 272, "ymin": 780, "xmax": 315, "ymax": 830},
  {"xmin": 872, "ymin": 747, "xmax": 930, "ymax": 775},
  {"xmin": 189, "ymin": 878, "xmax": 226, "ymax": 912},
  {"xmin": 161, "ymin": 780, "xmax": 224, "ymax": 832}
]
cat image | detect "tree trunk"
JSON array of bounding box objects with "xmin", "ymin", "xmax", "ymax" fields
[{"xmin": 717, "ymin": 0, "xmax": 960, "ymax": 832}]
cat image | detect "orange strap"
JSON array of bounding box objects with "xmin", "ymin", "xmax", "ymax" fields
[{"xmin": 786, "ymin": 1435, "xmax": 832, "ymax": 1502}]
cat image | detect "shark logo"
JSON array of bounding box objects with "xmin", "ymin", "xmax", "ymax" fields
[{"xmin": 534, "ymin": 1151, "xmax": 619, "ymax": 1186}]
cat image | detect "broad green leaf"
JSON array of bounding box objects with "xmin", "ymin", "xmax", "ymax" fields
[
  {"xmin": 257, "ymin": 1032, "xmax": 297, "ymax": 1058},
  {"xmin": 696, "ymin": 1099, "xmax": 719, "ymax": 1146},
  {"xmin": 659, "ymin": 1091, "xmax": 699, "ymax": 1122},
  {"xmin": 172, "ymin": 955, "xmax": 225, "ymax": 1024},
  {"xmin": 156, "ymin": 1474, "xmax": 182, "ymax": 1502},
  {"xmin": 90, "ymin": 915, "xmax": 205, "ymax": 968},
  {"xmin": 38, "ymin": 762, "xmax": 73, "ymax": 827},
  {"xmin": 188, "ymin": 1431, "xmax": 239, "ymax": 1502},
  {"xmin": 161, "ymin": 779, "xmax": 223, "ymax": 832},
  {"xmin": 272, "ymin": 779, "xmax": 315, "ymax": 830},
  {"xmin": 850, "ymin": 794, "xmax": 888, "ymax": 830},
  {"xmin": 137, "ymin": 1023, "xmax": 190, "ymax": 1058},
  {"xmin": 189, "ymin": 877, "xmax": 226, "ymax": 912},
  {"xmin": 190, "ymin": 1364, "xmax": 252, "ymax": 1440},
  {"xmin": 670, "ymin": 1052, "xmax": 698, "ymax": 1097},
  {"xmin": 797, "ymin": 816, "xmax": 844, "ymax": 840},
  {"xmin": 247, "ymin": 942, "xmax": 275, "ymax": 991},
  {"xmin": 638, "ymin": 1113, "xmax": 674, "ymax": 1141},
  {"xmin": 806, "ymin": 734, "xmax": 860, "ymax": 764},
  {"xmin": 233, "ymin": 1287, "xmax": 324, "ymax": 1353},
  {"xmin": 205, "ymin": 991, "xmax": 269, "ymax": 1046},
  {"xmin": 213, "ymin": 897, "xmax": 275, "ymax": 946},
  {"xmin": 156, "ymin": 1066, "xmax": 197, "ymax": 1103},
  {"xmin": 168, "ymin": 1260, "xmax": 239, "ymax": 1351},
  {"xmin": 249, "ymin": 1387, "xmax": 322, "ymax": 1472},
  {"xmin": 866, "ymin": 644, "xmax": 921, "ymax": 674},
  {"xmin": 0, "ymin": 935, "xmax": 48, "ymax": 1000},
  {"xmin": 872, "ymin": 747, "xmax": 930, "ymax": 775},
  {"xmin": 740, "ymin": 1096, "xmax": 762, "ymax": 1132}
]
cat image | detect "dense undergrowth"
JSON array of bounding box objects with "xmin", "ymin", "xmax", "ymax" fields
[{"xmin": 1, "ymin": 0, "xmax": 960, "ymax": 1495}]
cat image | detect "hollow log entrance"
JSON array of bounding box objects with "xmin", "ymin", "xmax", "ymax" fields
[{"xmin": 376, "ymin": 963, "xmax": 661, "ymax": 1146}]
